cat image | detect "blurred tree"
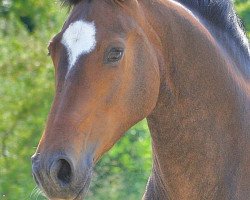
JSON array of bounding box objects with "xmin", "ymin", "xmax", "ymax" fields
[
  {"xmin": 235, "ymin": 0, "xmax": 250, "ymax": 35},
  {"xmin": 0, "ymin": 0, "xmax": 65, "ymax": 32}
]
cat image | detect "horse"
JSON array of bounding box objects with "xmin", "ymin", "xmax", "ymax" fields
[{"xmin": 31, "ymin": 0, "xmax": 250, "ymax": 199}]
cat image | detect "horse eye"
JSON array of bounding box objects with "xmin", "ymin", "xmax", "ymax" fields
[{"xmin": 106, "ymin": 48, "xmax": 124, "ymax": 63}]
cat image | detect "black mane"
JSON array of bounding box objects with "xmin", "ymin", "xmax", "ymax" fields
[{"xmin": 175, "ymin": 0, "xmax": 250, "ymax": 56}]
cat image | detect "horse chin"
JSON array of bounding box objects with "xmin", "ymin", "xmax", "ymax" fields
[
  {"xmin": 73, "ymin": 172, "xmax": 92, "ymax": 200},
  {"xmin": 44, "ymin": 169, "xmax": 93, "ymax": 200}
]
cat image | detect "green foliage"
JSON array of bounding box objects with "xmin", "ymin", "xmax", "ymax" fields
[
  {"xmin": 86, "ymin": 122, "xmax": 151, "ymax": 200},
  {"xmin": 235, "ymin": 0, "xmax": 250, "ymax": 37},
  {"xmin": 0, "ymin": 1, "xmax": 249, "ymax": 200},
  {"xmin": 0, "ymin": 14, "xmax": 56, "ymax": 200}
]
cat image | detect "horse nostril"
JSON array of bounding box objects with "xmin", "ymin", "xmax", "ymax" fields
[
  {"xmin": 56, "ymin": 159, "xmax": 72, "ymax": 185},
  {"xmin": 49, "ymin": 157, "xmax": 73, "ymax": 187}
]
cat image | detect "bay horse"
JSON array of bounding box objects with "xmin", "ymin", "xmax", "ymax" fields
[{"xmin": 32, "ymin": 0, "xmax": 250, "ymax": 199}]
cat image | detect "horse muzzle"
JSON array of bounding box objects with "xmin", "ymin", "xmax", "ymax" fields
[{"xmin": 31, "ymin": 151, "xmax": 93, "ymax": 200}]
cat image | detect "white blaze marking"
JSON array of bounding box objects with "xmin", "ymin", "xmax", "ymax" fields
[{"xmin": 61, "ymin": 20, "xmax": 96, "ymax": 71}]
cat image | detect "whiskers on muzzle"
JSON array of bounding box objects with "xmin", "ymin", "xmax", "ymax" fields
[{"xmin": 31, "ymin": 151, "xmax": 93, "ymax": 200}]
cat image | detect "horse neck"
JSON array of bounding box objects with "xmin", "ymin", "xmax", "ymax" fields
[{"xmin": 142, "ymin": 1, "xmax": 250, "ymax": 199}]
